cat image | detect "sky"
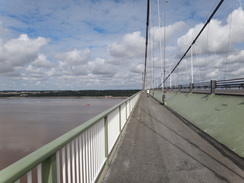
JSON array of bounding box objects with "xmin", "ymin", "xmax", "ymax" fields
[{"xmin": 0, "ymin": 0, "xmax": 243, "ymax": 90}]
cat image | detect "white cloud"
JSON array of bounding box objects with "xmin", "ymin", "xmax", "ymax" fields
[
  {"xmin": 0, "ymin": 34, "xmax": 48, "ymax": 73},
  {"xmin": 230, "ymin": 67, "xmax": 244, "ymax": 76},
  {"xmin": 88, "ymin": 58, "xmax": 117, "ymax": 76},
  {"xmin": 227, "ymin": 50, "xmax": 244, "ymax": 64},
  {"xmin": 57, "ymin": 48, "xmax": 90, "ymax": 65},
  {"xmin": 54, "ymin": 48, "xmax": 91, "ymax": 77},
  {"xmin": 32, "ymin": 54, "xmax": 53, "ymax": 68},
  {"xmin": 0, "ymin": 0, "xmax": 243, "ymax": 90},
  {"xmin": 108, "ymin": 32, "xmax": 145, "ymax": 58},
  {"xmin": 151, "ymin": 21, "xmax": 186, "ymax": 46},
  {"xmin": 167, "ymin": 7, "xmax": 244, "ymax": 84},
  {"xmin": 130, "ymin": 63, "xmax": 144, "ymax": 74},
  {"xmin": 226, "ymin": 8, "xmax": 244, "ymax": 43},
  {"xmin": 177, "ymin": 8, "xmax": 244, "ymax": 56}
]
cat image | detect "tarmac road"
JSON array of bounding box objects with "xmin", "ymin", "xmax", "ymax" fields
[{"xmin": 102, "ymin": 93, "xmax": 244, "ymax": 183}]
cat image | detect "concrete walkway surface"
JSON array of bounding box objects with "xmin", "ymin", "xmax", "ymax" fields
[{"xmin": 102, "ymin": 93, "xmax": 244, "ymax": 183}]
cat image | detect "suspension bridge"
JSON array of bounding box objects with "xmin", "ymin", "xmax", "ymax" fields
[
  {"xmin": 0, "ymin": 81, "xmax": 243, "ymax": 183},
  {"xmin": 0, "ymin": 0, "xmax": 244, "ymax": 182}
]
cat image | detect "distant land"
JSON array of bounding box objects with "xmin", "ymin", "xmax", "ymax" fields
[{"xmin": 0, "ymin": 90, "xmax": 140, "ymax": 97}]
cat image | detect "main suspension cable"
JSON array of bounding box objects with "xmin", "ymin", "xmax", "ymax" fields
[{"xmin": 163, "ymin": 0, "xmax": 224, "ymax": 84}]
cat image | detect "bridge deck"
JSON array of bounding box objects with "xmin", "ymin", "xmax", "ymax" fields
[{"xmin": 102, "ymin": 93, "xmax": 244, "ymax": 183}]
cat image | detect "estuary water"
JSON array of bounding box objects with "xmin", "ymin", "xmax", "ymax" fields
[{"xmin": 0, "ymin": 97, "xmax": 124, "ymax": 170}]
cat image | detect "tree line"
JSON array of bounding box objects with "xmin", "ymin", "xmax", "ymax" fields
[{"xmin": 0, "ymin": 90, "xmax": 140, "ymax": 97}]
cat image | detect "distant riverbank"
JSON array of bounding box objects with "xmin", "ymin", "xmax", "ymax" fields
[{"xmin": 0, "ymin": 89, "xmax": 140, "ymax": 98}]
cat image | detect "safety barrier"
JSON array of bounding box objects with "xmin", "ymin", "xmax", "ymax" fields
[
  {"xmin": 216, "ymin": 78, "xmax": 244, "ymax": 89},
  {"xmin": 164, "ymin": 78, "xmax": 244, "ymax": 95},
  {"xmin": 0, "ymin": 92, "xmax": 141, "ymax": 183}
]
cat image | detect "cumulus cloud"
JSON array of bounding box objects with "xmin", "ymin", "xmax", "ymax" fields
[
  {"xmin": 177, "ymin": 8, "xmax": 244, "ymax": 56},
  {"xmin": 151, "ymin": 21, "xmax": 186, "ymax": 47},
  {"xmin": 0, "ymin": 1, "xmax": 243, "ymax": 90},
  {"xmin": 88, "ymin": 58, "xmax": 117, "ymax": 76},
  {"xmin": 226, "ymin": 50, "xmax": 244, "ymax": 64},
  {"xmin": 32, "ymin": 54, "xmax": 53, "ymax": 68},
  {"xmin": 165, "ymin": 7, "xmax": 244, "ymax": 84},
  {"xmin": 130, "ymin": 63, "xmax": 144, "ymax": 74},
  {"xmin": 57, "ymin": 48, "xmax": 90, "ymax": 65},
  {"xmin": 108, "ymin": 32, "xmax": 145, "ymax": 58},
  {"xmin": 55, "ymin": 48, "xmax": 91, "ymax": 76},
  {"xmin": 230, "ymin": 67, "xmax": 244, "ymax": 76},
  {"xmin": 167, "ymin": 48, "xmax": 244, "ymax": 86},
  {"xmin": 0, "ymin": 34, "xmax": 48, "ymax": 73},
  {"xmin": 22, "ymin": 54, "xmax": 54, "ymax": 82},
  {"xmin": 226, "ymin": 8, "xmax": 244, "ymax": 43},
  {"xmin": 25, "ymin": 65, "xmax": 46, "ymax": 79}
]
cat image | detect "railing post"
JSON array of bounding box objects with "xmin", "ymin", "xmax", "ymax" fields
[
  {"xmin": 190, "ymin": 83, "xmax": 194, "ymax": 92},
  {"xmin": 125, "ymin": 101, "xmax": 128, "ymax": 120},
  {"xmin": 129, "ymin": 98, "xmax": 131, "ymax": 113},
  {"xmin": 119, "ymin": 106, "xmax": 122, "ymax": 132},
  {"xmin": 42, "ymin": 154, "xmax": 57, "ymax": 183},
  {"xmin": 211, "ymin": 80, "xmax": 216, "ymax": 94},
  {"xmin": 104, "ymin": 116, "xmax": 109, "ymax": 167}
]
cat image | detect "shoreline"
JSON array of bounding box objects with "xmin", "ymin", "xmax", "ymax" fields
[{"xmin": 0, "ymin": 89, "xmax": 139, "ymax": 98}]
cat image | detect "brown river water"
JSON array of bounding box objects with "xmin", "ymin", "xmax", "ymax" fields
[{"xmin": 0, "ymin": 97, "xmax": 123, "ymax": 170}]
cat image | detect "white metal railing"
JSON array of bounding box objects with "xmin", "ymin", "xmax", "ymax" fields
[{"xmin": 0, "ymin": 92, "xmax": 141, "ymax": 183}]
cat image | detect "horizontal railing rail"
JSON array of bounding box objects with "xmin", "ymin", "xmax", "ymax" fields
[
  {"xmin": 165, "ymin": 81, "xmax": 211, "ymax": 92},
  {"xmin": 193, "ymin": 81, "xmax": 211, "ymax": 89},
  {"xmin": 163, "ymin": 78, "xmax": 244, "ymax": 95},
  {"xmin": 0, "ymin": 92, "xmax": 141, "ymax": 183},
  {"xmin": 216, "ymin": 78, "xmax": 244, "ymax": 89}
]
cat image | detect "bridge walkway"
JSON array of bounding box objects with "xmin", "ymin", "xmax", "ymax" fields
[{"xmin": 102, "ymin": 93, "xmax": 244, "ymax": 183}]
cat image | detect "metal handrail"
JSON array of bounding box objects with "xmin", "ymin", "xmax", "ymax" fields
[
  {"xmin": 193, "ymin": 81, "xmax": 211, "ymax": 89},
  {"xmin": 164, "ymin": 78, "xmax": 244, "ymax": 95},
  {"xmin": 0, "ymin": 92, "xmax": 141, "ymax": 183},
  {"xmin": 216, "ymin": 78, "xmax": 244, "ymax": 89},
  {"xmin": 167, "ymin": 81, "xmax": 210, "ymax": 90},
  {"xmin": 166, "ymin": 78, "xmax": 244, "ymax": 90}
]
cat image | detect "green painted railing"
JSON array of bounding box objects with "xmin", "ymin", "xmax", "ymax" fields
[{"xmin": 0, "ymin": 92, "xmax": 141, "ymax": 183}]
